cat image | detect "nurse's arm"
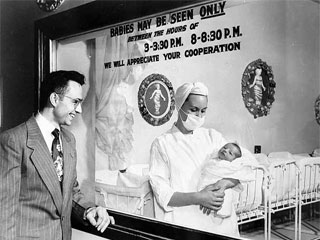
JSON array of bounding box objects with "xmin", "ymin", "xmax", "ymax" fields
[{"xmin": 168, "ymin": 186, "xmax": 224, "ymax": 211}]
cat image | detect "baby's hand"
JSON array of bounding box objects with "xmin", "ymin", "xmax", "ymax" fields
[
  {"xmin": 206, "ymin": 182, "xmax": 226, "ymax": 193},
  {"xmin": 215, "ymin": 178, "xmax": 240, "ymax": 191}
]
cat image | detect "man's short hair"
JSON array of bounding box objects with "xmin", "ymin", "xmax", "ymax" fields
[{"xmin": 39, "ymin": 70, "xmax": 85, "ymax": 111}]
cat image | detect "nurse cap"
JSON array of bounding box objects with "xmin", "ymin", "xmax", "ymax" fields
[{"xmin": 175, "ymin": 82, "xmax": 208, "ymax": 111}]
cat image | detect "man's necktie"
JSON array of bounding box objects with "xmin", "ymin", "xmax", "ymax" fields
[{"xmin": 51, "ymin": 128, "xmax": 63, "ymax": 182}]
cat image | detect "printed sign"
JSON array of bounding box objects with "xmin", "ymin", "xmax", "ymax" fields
[{"xmin": 103, "ymin": 0, "xmax": 243, "ymax": 70}]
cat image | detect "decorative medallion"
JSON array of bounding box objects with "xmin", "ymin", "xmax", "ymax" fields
[
  {"xmin": 241, "ymin": 59, "xmax": 276, "ymax": 119},
  {"xmin": 138, "ymin": 74, "xmax": 175, "ymax": 126},
  {"xmin": 36, "ymin": 0, "xmax": 65, "ymax": 12},
  {"xmin": 315, "ymin": 95, "xmax": 320, "ymax": 125}
]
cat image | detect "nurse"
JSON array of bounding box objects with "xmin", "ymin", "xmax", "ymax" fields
[{"xmin": 149, "ymin": 82, "xmax": 255, "ymax": 237}]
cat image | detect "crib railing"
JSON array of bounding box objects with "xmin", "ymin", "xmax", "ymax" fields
[
  {"xmin": 236, "ymin": 165, "xmax": 268, "ymax": 240},
  {"xmin": 236, "ymin": 158, "xmax": 300, "ymax": 240},
  {"xmin": 237, "ymin": 156, "xmax": 320, "ymax": 240},
  {"xmin": 267, "ymin": 159, "xmax": 299, "ymax": 240},
  {"xmin": 296, "ymin": 157, "xmax": 320, "ymax": 240}
]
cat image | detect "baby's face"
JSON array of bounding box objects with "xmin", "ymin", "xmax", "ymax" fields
[{"xmin": 218, "ymin": 143, "xmax": 239, "ymax": 161}]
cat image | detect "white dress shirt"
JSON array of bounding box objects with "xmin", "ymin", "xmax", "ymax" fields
[{"xmin": 35, "ymin": 113, "xmax": 61, "ymax": 153}]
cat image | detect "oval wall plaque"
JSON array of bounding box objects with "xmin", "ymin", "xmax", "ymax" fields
[
  {"xmin": 138, "ymin": 73, "xmax": 175, "ymax": 126},
  {"xmin": 36, "ymin": 0, "xmax": 65, "ymax": 12},
  {"xmin": 241, "ymin": 59, "xmax": 276, "ymax": 119},
  {"xmin": 315, "ymin": 95, "xmax": 320, "ymax": 125}
]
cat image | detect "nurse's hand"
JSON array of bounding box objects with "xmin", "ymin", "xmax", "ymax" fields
[{"xmin": 198, "ymin": 184, "xmax": 225, "ymax": 215}]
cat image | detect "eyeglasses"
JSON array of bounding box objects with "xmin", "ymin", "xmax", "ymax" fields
[{"xmin": 63, "ymin": 95, "xmax": 83, "ymax": 109}]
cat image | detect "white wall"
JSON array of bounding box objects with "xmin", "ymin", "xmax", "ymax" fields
[
  {"xmin": 56, "ymin": 0, "xmax": 320, "ymax": 170},
  {"xmin": 214, "ymin": 0, "xmax": 320, "ymax": 154},
  {"xmin": 130, "ymin": 0, "xmax": 320, "ymax": 158}
]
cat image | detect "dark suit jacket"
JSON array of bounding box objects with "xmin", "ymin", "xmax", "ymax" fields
[{"xmin": 0, "ymin": 117, "xmax": 95, "ymax": 240}]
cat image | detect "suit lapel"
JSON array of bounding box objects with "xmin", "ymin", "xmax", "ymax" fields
[
  {"xmin": 26, "ymin": 117, "xmax": 63, "ymax": 215},
  {"xmin": 60, "ymin": 129, "xmax": 74, "ymax": 205}
]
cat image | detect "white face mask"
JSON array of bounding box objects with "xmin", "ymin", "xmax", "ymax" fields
[{"xmin": 180, "ymin": 109, "xmax": 205, "ymax": 131}]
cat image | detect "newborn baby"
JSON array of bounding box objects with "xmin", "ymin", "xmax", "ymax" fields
[{"xmin": 198, "ymin": 143, "xmax": 257, "ymax": 220}]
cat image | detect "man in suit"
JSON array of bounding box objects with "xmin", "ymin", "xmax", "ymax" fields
[{"xmin": 0, "ymin": 70, "xmax": 115, "ymax": 240}]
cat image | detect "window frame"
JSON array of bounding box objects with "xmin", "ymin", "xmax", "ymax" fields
[{"xmin": 35, "ymin": 1, "xmax": 238, "ymax": 239}]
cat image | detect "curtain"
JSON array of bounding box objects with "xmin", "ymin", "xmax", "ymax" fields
[{"xmin": 95, "ymin": 31, "xmax": 147, "ymax": 170}]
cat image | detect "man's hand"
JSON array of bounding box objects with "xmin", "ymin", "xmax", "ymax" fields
[
  {"xmin": 85, "ymin": 206, "xmax": 115, "ymax": 233},
  {"xmin": 198, "ymin": 184, "xmax": 225, "ymax": 215}
]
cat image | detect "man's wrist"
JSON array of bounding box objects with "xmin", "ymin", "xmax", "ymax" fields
[{"xmin": 83, "ymin": 207, "xmax": 95, "ymax": 220}]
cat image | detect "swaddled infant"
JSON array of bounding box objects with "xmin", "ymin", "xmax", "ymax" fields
[{"xmin": 198, "ymin": 143, "xmax": 257, "ymax": 221}]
